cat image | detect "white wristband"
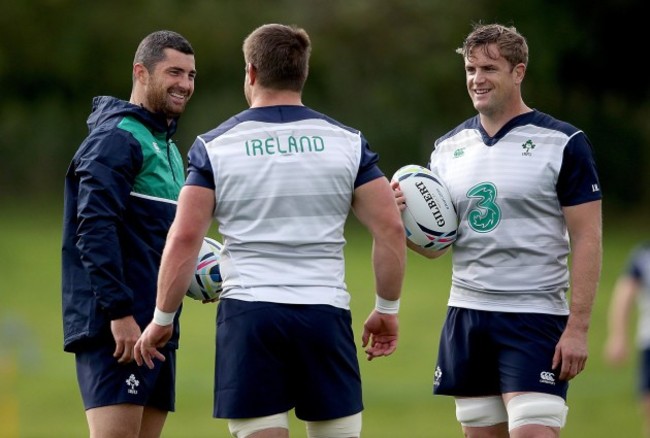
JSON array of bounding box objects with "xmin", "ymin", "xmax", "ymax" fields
[
  {"xmin": 153, "ymin": 307, "xmax": 176, "ymax": 326},
  {"xmin": 375, "ymin": 296, "xmax": 400, "ymax": 314}
]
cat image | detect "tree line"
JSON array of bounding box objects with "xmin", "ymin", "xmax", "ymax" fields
[{"xmin": 1, "ymin": 0, "xmax": 646, "ymax": 219}]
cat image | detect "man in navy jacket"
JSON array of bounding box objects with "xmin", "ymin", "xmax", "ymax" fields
[{"xmin": 61, "ymin": 30, "xmax": 195, "ymax": 438}]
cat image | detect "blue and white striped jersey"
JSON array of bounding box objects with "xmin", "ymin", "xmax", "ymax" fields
[
  {"xmin": 430, "ymin": 110, "xmax": 601, "ymax": 314},
  {"xmin": 185, "ymin": 105, "xmax": 383, "ymax": 309}
]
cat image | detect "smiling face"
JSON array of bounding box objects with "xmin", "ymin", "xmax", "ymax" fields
[
  {"xmin": 464, "ymin": 43, "xmax": 525, "ymax": 120},
  {"xmin": 135, "ymin": 48, "xmax": 196, "ymax": 120}
]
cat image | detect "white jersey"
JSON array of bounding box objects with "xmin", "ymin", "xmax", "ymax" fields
[
  {"xmin": 185, "ymin": 105, "xmax": 383, "ymax": 309},
  {"xmin": 430, "ymin": 110, "xmax": 601, "ymax": 314},
  {"xmin": 628, "ymin": 244, "xmax": 650, "ymax": 348}
]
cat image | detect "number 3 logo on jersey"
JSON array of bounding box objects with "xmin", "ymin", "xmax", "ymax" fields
[{"xmin": 467, "ymin": 182, "xmax": 501, "ymax": 233}]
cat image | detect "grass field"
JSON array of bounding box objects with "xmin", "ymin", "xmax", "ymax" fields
[{"xmin": 0, "ymin": 200, "xmax": 647, "ymax": 437}]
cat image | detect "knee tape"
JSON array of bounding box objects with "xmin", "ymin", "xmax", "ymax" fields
[
  {"xmin": 507, "ymin": 393, "xmax": 568, "ymax": 431},
  {"xmin": 228, "ymin": 412, "xmax": 289, "ymax": 438},
  {"xmin": 455, "ymin": 396, "xmax": 508, "ymax": 427},
  {"xmin": 306, "ymin": 412, "xmax": 362, "ymax": 438}
]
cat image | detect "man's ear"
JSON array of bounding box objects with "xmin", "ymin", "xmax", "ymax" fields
[
  {"xmin": 133, "ymin": 63, "xmax": 149, "ymax": 84},
  {"xmin": 247, "ymin": 63, "xmax": 256, "ymax": 84},
  {"xmin": 513, "ymin": 63, "xmax": 526, "ymax": 85}
]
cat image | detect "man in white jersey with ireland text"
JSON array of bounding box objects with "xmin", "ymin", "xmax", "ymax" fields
[
  {"xmin": 393, "ymin": 23, "xmax": 602, "ymax": 437},
  {"xmin": 135, "ymin": 23, "xmax": 406, "ymax": 438}
]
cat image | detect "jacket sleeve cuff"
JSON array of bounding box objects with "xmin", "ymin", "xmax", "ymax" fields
[{"xmin": 105, "ymin": 306, "xmax": 133, "ymax": 320}]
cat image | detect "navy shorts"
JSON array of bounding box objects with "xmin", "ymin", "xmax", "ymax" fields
[
  {"xmin": 213, "ymin": 299, "xmax": 363, "ymax": 421},
  {"xmin": 638, "ymin": 348, "xmax": 650, "ymax": 395},
  {"xmin": 433, "ymin": 307, "xmax": 569, "ymax": 399},
  {"xmin": 75, "ymin": 342, "xmax": 176, "ymax": 411}
]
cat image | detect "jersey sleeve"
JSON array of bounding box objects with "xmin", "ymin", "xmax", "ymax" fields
[
  {"xmin": 185, "ymin": 137, "xmax": 215, "ymax": 189},
  {"xmin": 626, "ymin": 243, "xmax": 650, "ymax": 280},
  {"xmin": 354, "ymin": 134, "xmax": 384, "ymax": 188},
  {"xmin": 557, "ymin": 132, "xmax": 602, "ymax": 206}
]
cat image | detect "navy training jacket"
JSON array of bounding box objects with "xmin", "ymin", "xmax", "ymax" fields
[{"xmin": 62, "ymin": 96, "xmax": 184, "ymax": 352}]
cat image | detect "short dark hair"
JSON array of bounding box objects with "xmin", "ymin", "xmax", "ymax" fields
[
  {"xmin": 456, "ymin": 23, "xmax": 528, "ymax": 68},
  {"xmin": 133, "ymin": 30, "xmax": 194, "ymax": 73},
  {"xmin": 242, "ymin": 23, "xmax": 311, "ymax": 92}
]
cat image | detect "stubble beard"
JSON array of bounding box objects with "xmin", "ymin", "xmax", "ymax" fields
[{"xmin": 148, "ymin": 82, "xmax": 188, "ymax": 119}]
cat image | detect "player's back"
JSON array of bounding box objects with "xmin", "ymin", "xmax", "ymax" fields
[{"xmin": 198, "ymin": 105, "xmax": 365, "ymax": 306}]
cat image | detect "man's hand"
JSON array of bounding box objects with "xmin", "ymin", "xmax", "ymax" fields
[
  {"xmin": 552, "ymin": 326, "xmax": 588, "ymax": 381},
  {"xmin": 111, "ymin": 316, "xmax": 141, "ymax": 364},
  {"xmin": 361, "ymin": 310, "xmax": 399, "ymax": 361},
  {"xmin": 390, "ymin": 179, "xmax": 407, "ymax": 212},
  {"xmin": 134, "ymin": 323, "xmax": 173, "ymax": 369}
]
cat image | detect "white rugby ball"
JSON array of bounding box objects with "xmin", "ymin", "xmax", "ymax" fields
[
  {"xmin": 392, "ymin": 165, "xmax": 457, "ymax": 251},
  {"xmin": 186, "ymin": 237, "xmax": 224, "ymax": 301}
]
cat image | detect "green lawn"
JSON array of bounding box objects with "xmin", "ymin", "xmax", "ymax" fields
[{"xmin": 0, "ymin": 200, "xmax": 647, "ymax": 437}]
